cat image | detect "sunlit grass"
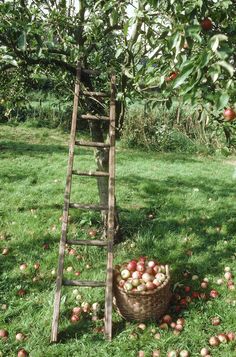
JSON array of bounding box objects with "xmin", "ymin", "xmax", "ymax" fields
[{"xmin": 1, "ymin": 124, "xmax": 236, "ymax": 356}]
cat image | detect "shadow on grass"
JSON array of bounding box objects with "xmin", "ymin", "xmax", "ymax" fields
[{"xmin": 118, "ymin": 173, "xmax": 236, "ymax": 278}]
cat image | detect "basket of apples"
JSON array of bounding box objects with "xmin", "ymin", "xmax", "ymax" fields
[{"xmin": 113, "ymin": 256, "xmax": 171, "ymax": 322}]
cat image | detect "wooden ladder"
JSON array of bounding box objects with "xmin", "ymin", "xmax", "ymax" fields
[{"xmin": 51, "ymin": 63, "xmax": 116, "ymax": 342}]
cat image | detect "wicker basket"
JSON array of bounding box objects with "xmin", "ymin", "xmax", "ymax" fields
[{"xmin": 113, "ymin": 265, "xmax": 171, "ymax": 322}]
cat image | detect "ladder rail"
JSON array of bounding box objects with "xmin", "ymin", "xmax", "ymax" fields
[
  {"xmin": 51, "ymin": 63, "xmax": 81, "ymax": 343},
  {"xmin": 104, "ymin": 73, "xmax": 116, "ymax": 341}
]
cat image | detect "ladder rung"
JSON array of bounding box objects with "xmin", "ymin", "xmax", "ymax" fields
[
  {"xmin": 81, "ymin": 114, "xmax": 110, "ymax": 121},
  {"xmin": 69, "ymin": 203, "xmax": 109, "ymax": 211},
  {"xmin": 75, "ymin": 140, "xmax": 110, "ymax": 148},
  {"xmin": 72, "ymin": 170, "xmax": 109, "ymax": 177},
  {"xmin": 63, "ymin": 279, "xmax": 106, "ymax": 287},
  {"xmin": 82, "ymin": 91, "xmax": 109, "ymax": 98},
  {"xmin": 67, "ymin": 239, "xmax": 108, "ymax": 246}
]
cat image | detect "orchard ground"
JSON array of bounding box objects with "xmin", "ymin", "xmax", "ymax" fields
[{"xmin": 1, "ymin": 124, "xmax": 236, "ymax": 357}]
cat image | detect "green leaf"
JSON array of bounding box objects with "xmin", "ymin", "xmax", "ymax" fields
[
  {"xmin": 216, "ymin": 92, "xmax": 229, "ymax": 110},
  {"xmin": 217, "ymin": 61, "xmax": 234, "ymax": 77},
  {"xmin": 173, "ymin": 63, "xmax": 195, "ymax": 89},
  {"xmin": 210, "ymin": 34, "xmax": 228, "ymax": 52},
  {"xmin": 199, "ymin": 51, "xmax": 211, "ymax": 68},
  {"xmin": 17, "ymin": 32, "xmax": 26, "ymax": 51},
  {"xmin": 115, "ymin": 48, "xmax": 123, "ymax": 59}
]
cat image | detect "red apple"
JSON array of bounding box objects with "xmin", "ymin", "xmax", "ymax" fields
[
  {"xmin": 224, "ymin": 108, "xmax": 236, "ymax": 121},
  {"xmin": 211, "ymin": 316, "xmax": 221, "ymax": 326},
  {"xmin": 176, "ymin": 317, "xmax": 185, "ymax": 326},
  {"xmin": 72, "ymin": 306, "xmax": 81, "ymax": 315},
  {"xmin": 162, "ymin": 314, "xmax": 172, "ymax": 324},
  {"xmin": 147, "ymin": 260, "xmax": 156, "ymax": 268},
  {"xmin": 69, "ymin": 248, "xmax": 77, "ymax": 256},
  {"xmin": 70, "ymin": 314, "xmax": 80, "ymax": 323},
  {"xmin": 209, "ymin": 336, "xmax": 220, "ymax": 346},
  {"xmin": 127, "ymin": 260, "xmax": 137, "ymax": 271},
  {"xmin": 146, "ymin": 281, "xmax": 156, "ymax": 290},
  {"xmin": 136, "ymin": 263, "xmax": 145, "ymax": 272},
  {"xmin": 88, "ymin": 229, "xmax": 97, "ymax": 237},
  {"xmin": 75, "ymin": 271, "xmax": 81, "ymax": 276},
  {"xmin": 184, "ymin": 286, "xmax": 191, "ymax": 293},
  {"xmin": 217, "ymin": 333, "xmax": 228, "ymax": 343},
  {"xmin": 165, "ymin": 71, "xmax": 178, "ymax": 82},
  {"xmin": 17, "ymin": 349, "xmax": 28, "ymax": 357},
  {"xmin": 0, "ymin": 329, "xmax": 8, "ymax": 340},
  {"xmin": 227, "ymin": 332, "xmax": 235, "ymax": 341},
  {"xmin": 17, "ymin": 289, "xmax": 26, "ymax": 296},
  {"xmin": 167, "ymin": 351, "xmax": 178, "ymax": 357},
  {"xmin": 152, "ymin": 350, "xmax": 161, "ymax": 357},
  {"xmin": 201, "ymin": 18, "xmax": 213, "ymax": 31},
  {"xmin": 210, "ymin": 289, "xmax": 219, "ymax": 298}
]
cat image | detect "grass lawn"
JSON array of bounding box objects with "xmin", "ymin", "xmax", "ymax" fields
[{"xmin": 1, "ymin": 124, "xmax": 236, "ymax": 357}]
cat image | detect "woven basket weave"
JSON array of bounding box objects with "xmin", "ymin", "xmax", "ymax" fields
[{"xmin": 113, "ymin": 265, "xmax": 171, "ymax": 322}]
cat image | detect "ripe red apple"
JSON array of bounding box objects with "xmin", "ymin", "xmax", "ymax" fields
[
  {"xmin": 137, "ymin": 351, "xmax": 145, "ymax": 357},
  {"xmin": 127, "ymin": 260, "xmax": 137, "ymax": 271},
  {"xmin": 88, "ymin": 229, "xmax": 97, "ymax": 237},
  {"xmin": 17, "ymin": 349, "xmax": 28, "ymax": 357},
  {"xmin": 170, "ymin": 322, "xmax": 176, "ymax": 329},
  {"xmin": 165, "ymin": 71, "xmax": 178, "ymax": 82},
  {"xmin": 176, "ymin": 317, "xmax": 185, "ymax": 326},
  {"xmin": 72, "ymin": 306, "xmax": 81, "ymax": 315},
  {"xmin": 209, "ymin": 335, "xmax": 220, "ymax": 346},
  {"xmin": 227, "ymin": 332, "xmax": 235, "ymax": 341},
  {"xmin": 224, "ymin": 108, "xmax": 236, "ymax": 121},
  {"xmin": 0, "ymin": 329, "xmax": 8, "ymax": 340},
  {"xmin": 70, "ymin": 314, "xmax": 80, "ymax": 323},
  {"xmin": 146, "ymin": 281, "xmax": 156, "ymax": 290},
  {"xmin": 217, "ymin": 333, "xmax": 228, "ymax": 343},
  {"xmin": 17, "ymin": 289, "xmax": 26, "ymax": 296},
  {"xmin": 211, "ymin": 316, "xmax": 221, "ymax": 326},
  {"xmin": 152, "ymin": 350, "xmax": 161, "ymax": 357},
  {"xmin": 184, "ymin": 286, "xmax": 191, "ymax": 293},
  {"xmin": 201, "ymin": 18, "xmax": 213, "ymax": 31},
  {"xmin": 69, "ymin": 248, "xmax": 77, "ymax": 256},
  {"xmin": 210, "ymin": 289, "xmax": 219, "ymax": 298},
  {"xmin": 136, "ymin": 263, "xmax": 145, "ymax": 272},
  {"xmin": 75, "ymin": 271, "xmax": 81, "ymax": 276},
  {"xmin": 175, "ymin": 324, "xmax": 184, "ymax": 331},
  {"xmin": 147, "ymin": 260, "xmax": 156, "ymax": 268},
  {"xmin": 162, "ymin": 314, "xmax": 172, "ymax": 324}
]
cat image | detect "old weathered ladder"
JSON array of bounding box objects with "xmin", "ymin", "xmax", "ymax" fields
[{"xmin": 51, "ymin": 64, "xmax": 116, "ymax": 342}]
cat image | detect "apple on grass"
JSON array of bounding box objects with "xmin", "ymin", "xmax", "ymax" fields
[{"xmin": 224, "ymin": 108, "xmax": 236, "ymax": 121}]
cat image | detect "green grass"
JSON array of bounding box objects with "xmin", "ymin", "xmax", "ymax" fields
[{"xmin": 1, "ymin": 124, "xmax": 236, "ymax": 357}]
